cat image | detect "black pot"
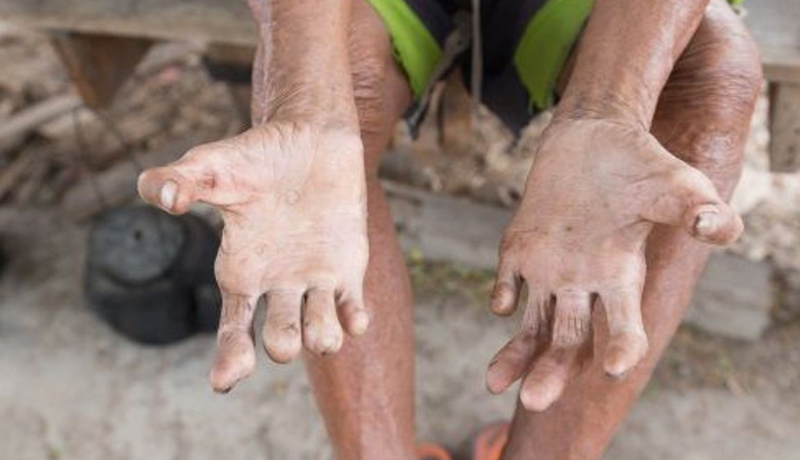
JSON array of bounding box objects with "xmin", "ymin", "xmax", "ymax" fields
[{"xmin": 85, "ymin": 205, "xmax": 221, "ymax": 345}]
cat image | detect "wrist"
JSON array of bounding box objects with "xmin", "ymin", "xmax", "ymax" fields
[
  {"xmin": 251, "ymin": 120, "xmax": 363, "ymax": 155},
  {"xmin": 248, "ymin": 0, "xmax": 357, "ymax": 127},
  {"xmin": 262, "ymin": 81, "xmax": 359, "ymax": 129},
  {"xmin": 554, "ymin": 85, "xmax": 655, "ymax": 130}
]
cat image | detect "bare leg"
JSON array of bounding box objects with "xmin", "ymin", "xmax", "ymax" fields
[
  {"xmin": 502, "ymin": 1, "xmax": 762, "ymax": 458},
  {"xmin": 303, "ymin": 2, "xmax": 416, "ymax": 459}
]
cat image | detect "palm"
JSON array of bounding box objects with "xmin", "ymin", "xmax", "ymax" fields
[
  {"xmin": 138, "ymin": 123, "xmax": 369, "ymax": 393},
  {"xmin": 486, "ymin": 119, "xmax": 742, "ymax": 411}
]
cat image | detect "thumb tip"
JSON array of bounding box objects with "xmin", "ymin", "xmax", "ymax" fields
[
  {"xmin": 159, "ymin": 180, "xmax": 178, "ymax": 211},
  {"xmin": 694, "ymin": 210, "xmax": 719, "ymax": 235},
  {"xmin": 136, "ymin": 170, "xmax": 178, "ymax": 211},
  {"xmin": 691, "ymin": 205, "xmax": 743, "ymax": 245}
]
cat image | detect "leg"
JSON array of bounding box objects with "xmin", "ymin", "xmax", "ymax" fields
[
  {"xmin": 303, "ymin": 1, "xmax": 416, "ymax": 459},
  {"xmin": 502, "ymin": 1, "xmax": 762, "ymax": 458}
]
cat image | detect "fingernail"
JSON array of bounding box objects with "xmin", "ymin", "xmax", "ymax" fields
[
  {"xmin": 695, "ymin": 211, "xmax": 718, "ymax": 235},
  {"xmin": 605, "ymin": 367, "xmax": 629, "ymax": 380},
  {"xmin": 351, "ymin": 311, "xmax": 369, "ymax": 335},
  {"xmin": 160, "ymin": 180, "xmax": 177, "ymax": 210}
]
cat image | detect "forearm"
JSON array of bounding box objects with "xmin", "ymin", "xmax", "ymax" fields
[
  {"xmin": 248, "ymin": 0, "xmax": 358, "ymax": 129},
  {"xmin": 556, "ymin": 0, "xmax": 709, "ymax": 129}
]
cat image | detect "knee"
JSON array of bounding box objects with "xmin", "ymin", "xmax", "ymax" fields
[
  {"xmin": 348, "ymin": 0, "xmax": 411, "ymax": 177},
  {"xmin": 679, "ymin": 3, "xmax": 763, "ymax": 118},
  {"xmin": 348, "ymin": 0, "xmax": 393, "ymax": 141},
  {"xmin": 658, "ymin": 5, "xmax": 762, "ymax": 191}
]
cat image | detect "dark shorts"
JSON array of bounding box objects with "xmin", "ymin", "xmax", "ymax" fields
[
  {"xmin": 364, "ymin": 0, "xmax": 744, "ymax": 135},
  {"xmin": 365, "ymin": 0, "xmax": 595, "ymax": 135}
]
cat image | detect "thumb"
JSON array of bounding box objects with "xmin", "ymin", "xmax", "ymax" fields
[
  {"xmin": 137, "ymin": 148, "xmax": 215, "ymax": 215},
  {"xmin": 643, "ymin": 167, "xmax": 743, "ymax": 245}
]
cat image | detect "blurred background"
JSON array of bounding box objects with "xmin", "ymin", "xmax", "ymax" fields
[{"xmin": 0, "ymin": 0, "xmax": 798, "ymax": 459}]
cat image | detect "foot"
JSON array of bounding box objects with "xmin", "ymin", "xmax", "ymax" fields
[
  {"xmin": 138, "ymin": 122, "xmax": 370, "ymax": 393},
  {"xmin": 416, "ymin": 443, "xmax": 452, "ymax": 460},
  {"xmin": 486, "ymin": 118, "xmax": 742, "ymax": 410},
  {"xmin": 472, "ymin": 423, "xmax": 509, "ymax": 460}
]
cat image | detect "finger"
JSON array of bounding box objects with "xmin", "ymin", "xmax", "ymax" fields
[
  {"xmin": 303, "ymin": 288, "xmax": 344, "ymax": 355},
  {"xmin": 490, "ymin": 261, "xmax": 520, "ymax": 316},
  {"xmin": 210, "ymin": 293, "xmax": 258, "ymax": 393},
  {"xmin": 486, "ymin": 331, "xmax": 538, "ymax": 394},
  {"xmin": 519, "ymin": 347, "xmax": 579, "ymax": 412},
  {"xmin": 262, "ymin": 290, "xmax": 303, "ymax": 364},
  {"xmin": 643, "ymin": 167, "xmax": 742, "ymax": 245},
  {"xmin": 688, "ymin": 203, "xmax": 743, "ymax": 246},
  {"xmin": 600, "ymin": 288, "xmax": 648, "ymax": 378},
  {"xmin": 137, "ymin": 147, "xmax": 216, "ymax": 215},
  {"xmin": 337, "ymin": 288, "xmax": 370, "ymax": 337},
  {"xmin": 551, "ymin": 288, "xmax": 592, "ymax": 349},
  {"xmin": 521, "ymin": 288, "xmax": 551, "ymax": 338}
]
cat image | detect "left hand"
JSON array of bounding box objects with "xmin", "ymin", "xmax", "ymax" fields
[{"xmin": 485, "ymin": 118, "xmax": 742, "ymax": 411}]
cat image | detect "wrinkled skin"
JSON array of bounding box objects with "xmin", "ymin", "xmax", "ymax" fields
[
  {"xmin": 486, "ymin": 118, "xmax": 742, "ymax": 411},
  {"xmin": 138, "ymin": 123, "xmax": 369, "ymax": 392},
  {"xmin": 134, "ymin": 0, "xmax": 760, "ymax": 457}
]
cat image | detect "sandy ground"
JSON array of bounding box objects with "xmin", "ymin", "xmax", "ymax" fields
[{"xmin": 0, "ymin": 208, "xmax": 798, "ymax": 460}]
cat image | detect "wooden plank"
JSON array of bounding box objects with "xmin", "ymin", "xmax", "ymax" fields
[
  {"xmin": 50, "ymin": 31, "xmax": 153, "ymax": 109},
  {"xmin": 2, "ymin": 0, "xmax": 798, "ymax": 90},
  {"xmin": 769, "ymin": 82, "xmax": 800, "ymax": 172},
  {"xmin": 0, "ymin": 0, "xmax": 256, "ymax": 46},
  {"xmin": 761, "ymin": 46, "xmax": 800, "ymax": 85},
  {"xmin": 743, "ymin": 0, "xmax": 800, "ymax": 52}
]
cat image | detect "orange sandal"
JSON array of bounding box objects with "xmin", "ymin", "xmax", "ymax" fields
[
  {"xmin": 416, "ymin": 443, "xmax": 452, "ymax": 460},
  {"xmin": 472, "ymin": 422, "xmax": 510, "ymax": 460}
]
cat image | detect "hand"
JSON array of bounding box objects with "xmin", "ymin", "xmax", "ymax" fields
[
  {"xmin": 138, "ymin": 123, "xmax": 369, "ymax": 393},
  {"xmin": 485, "ymin": 118, "xmax": 742, "ymax": 411}
]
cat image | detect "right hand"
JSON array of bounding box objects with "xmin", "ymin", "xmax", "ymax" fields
[{"xmin": 138, "ymin": 122, "xmax": 370, "ymax": 393}]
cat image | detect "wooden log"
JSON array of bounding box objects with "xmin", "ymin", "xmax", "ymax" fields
[
  {"xmin": 50, "ymin": 31, "xmax": 153, "ymax": 109},
  {"xmin": 0, "ymin": 93, "xmax": 82, "ymax": 153}
]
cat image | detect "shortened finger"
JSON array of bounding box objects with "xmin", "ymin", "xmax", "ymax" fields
[
  {"xmin": 552, "ymin": 288, "xmax": 592, "ymax": 349},
  {"xmin": 262, "ymin": 290, "xmax": 303, "ymax": 364},
  {"xmin": 490, "ymin": 262, "xmax": 520, "ymax": 316},
  {"xmin": 303, "ymin": 288, "xmax": 344, "ymax": 355},
  {"xmin": 210, "ymin": 292, "xmax": 258, "ymax": 393},
  {"xmin": 600, "ymin": 289, "xmax": 648, "ymax": 378},
  {"xmin": 337, "ymin": 289, "xmax": 370, "ymax": 337}
]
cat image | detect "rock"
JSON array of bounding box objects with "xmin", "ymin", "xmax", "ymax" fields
[{"xmin": 687, "ymin": 252, "xmax": 774, "ymax": 341}]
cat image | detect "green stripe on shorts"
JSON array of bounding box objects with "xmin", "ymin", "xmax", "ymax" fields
[
  {"xmin": 364, "ymin": 0, "xmax": 442, "ymax": 99},
  {"xmin": 513, "ymin": 0, "xmax": 594, "ymax": 112},
  {"xmin": 514, "ymin": 0, "xmax": 747, "ymax": 112}
]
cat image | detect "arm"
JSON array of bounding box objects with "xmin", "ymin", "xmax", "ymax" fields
[
  {"xmin": 557, "ymin": 0, "xmax": 709, "ymax": 128},
  {"xmin": 487, "ymin": 0, "xmax": 742, "ymax": 415},
  {"xmin": 138, "ymin": 0, "xmax": 370, "ymax": 393},
  {"xmin": 248, "ymin": 0, "xmax": 359, "ymax": 129}
]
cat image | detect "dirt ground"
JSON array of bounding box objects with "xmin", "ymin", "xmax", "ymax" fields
[
  {"xmin": 0, "ymin": 208, "xmax": 799, "ymax": 460},
  {"xmin": 1, "ymin": 27, "xmax": 799, "ymax": 460}
]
